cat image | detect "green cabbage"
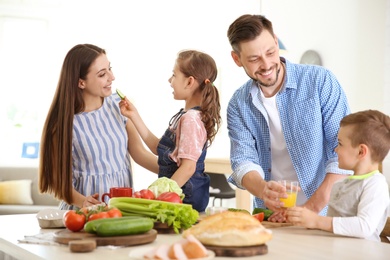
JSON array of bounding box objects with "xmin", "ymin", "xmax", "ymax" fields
[{"xmin": 148, "ymin": 177, "xmax": 185, "ymax": 200}]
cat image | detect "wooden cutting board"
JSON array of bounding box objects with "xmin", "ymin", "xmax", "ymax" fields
[
  {"xmin": 262, "ymin": 221, "xmax": 293, "ymax": 228},
  {"xmin": 53, "ymin": 229, "xmax": 157, "ymax": 247},
  {"xmin": 153, "ymin": 222, "xmax": 180, "ymax": 234},
  {"xmin": 205, "ymin": 244, "xmax": 268, "ymax": 257}
]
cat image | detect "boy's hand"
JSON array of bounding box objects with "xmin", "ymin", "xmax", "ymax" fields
[{"xmin": 286, "ymin": 206, "xmax": 318, "ymax": 229}]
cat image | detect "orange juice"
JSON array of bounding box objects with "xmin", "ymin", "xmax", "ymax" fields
[{"xmin": 279, "ymin": 191, "xmax": 297, "ymax": 208}]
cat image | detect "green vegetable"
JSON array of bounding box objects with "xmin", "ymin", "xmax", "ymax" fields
[
  {"xmin": 148, "ymin": 177, "xmax": 184, "ymax": 200},
  {"xmin": 252, "ymin": 208, "xmax": 273, "ymax": 220},
  {"xmin": 227, "ymin": 208, "xmax": 250, "ymax": 214},
  {"xmin": 95, "ymin": 217, "xmax": 153, "ymax": 237},
  {"xmin": 108, "ymin": 197, "xmax": 198, "ymax": 234},
  {"xmin": 116, "ymin": 88, "xmax": 125, "ymax": 99},
  {"xmin": 84, "ymin": 216, "xmax": 140, "ymax": 233}
]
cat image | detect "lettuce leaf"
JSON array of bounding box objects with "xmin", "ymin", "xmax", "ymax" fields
[{"xmin": 148, "ymin": 177, "xmax": 185, "ymax": 200}]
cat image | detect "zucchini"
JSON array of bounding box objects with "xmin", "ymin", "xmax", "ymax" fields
[
  {"xmin": 95, "ymin": 217, "xmax": 154, "ymax": 237},
  {"xmin": 116, "ymin": 88, "xmax": 125, "ymax": 99},
  {"xmin": 84, "ymin": 216, "xmax": 143, "ymax": 234},
  {"xmin": 252, "ymin": 208, "xmax": 273, "ymax": 221}
]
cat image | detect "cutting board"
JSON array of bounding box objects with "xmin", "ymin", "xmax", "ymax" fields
[
  {"xmin": 262, "ymin": 221, "xmax": 293, "ymax": 228},
  {"xmin": 53, "ymin": 229, "xmax": 157, "ymax": 247},
  {"xmin": 153, "ymin": 222, "xmax": 180, "ymax": 234},
  {"xmin": 205, "ymin": 244, "xmax": 268, "ymax": 257}
]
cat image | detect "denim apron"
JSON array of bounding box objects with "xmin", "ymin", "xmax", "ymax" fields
[{"xmin": 157, "ymin": 107, "xmax": 210, "ymax": 212}]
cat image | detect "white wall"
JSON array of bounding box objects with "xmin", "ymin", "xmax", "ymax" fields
[
  {"xmin": 261, "ymin": 0, "xmax": 387, "ymax": 112},
  {"xmin": 260, "ymin": 0, "xmax": 390, "ymax": 183},
  {"xmin": 383, "ymin": 0, "xmax": 390, "ymax": 181}
]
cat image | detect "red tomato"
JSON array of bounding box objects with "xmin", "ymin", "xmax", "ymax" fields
[
  {"xmin": 133, "ymin": 191, "xmax": 142, "ymax": 198},
  {"xmin": 107, "ymin": 208, "xmax": 122, "ymax": 218},
  {"xmin": 156, "ymin": 192, "xmax": 182, "ymax": 203},
  {"xmin": 253, "ymin": 212, "xmax": 265, "ymax": 222},
  {"xmin": 63, "ymin": 210, "xmax": 86, "ymax": 232},
  {"xmin": 140, "ymin": 189, "xmax": 155, "ymax": 200},
  {"xmin": 88, "ymin": 211, "xmax": 110, "ymax": 221}
]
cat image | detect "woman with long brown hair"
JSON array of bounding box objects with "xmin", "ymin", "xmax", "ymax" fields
[{"xmin": 39, "ymin": 44, "xmax": 158, "ymax": 210}]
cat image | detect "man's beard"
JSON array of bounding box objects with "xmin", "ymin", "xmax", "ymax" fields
[{"xmin": 252, "ymin": 64, "xmax": 281, "ymax": 88}]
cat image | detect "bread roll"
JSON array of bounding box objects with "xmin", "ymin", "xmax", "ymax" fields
[{"xmin": 182, "ymin": 211, "xmax": 272, "ymax": 246}]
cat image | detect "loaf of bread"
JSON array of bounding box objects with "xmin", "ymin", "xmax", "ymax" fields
[{"xmin": 182, "ymin": 210, "xmax": 272, "ymax": 246}]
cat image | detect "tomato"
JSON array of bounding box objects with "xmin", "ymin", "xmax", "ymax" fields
[
  {"xmin": 156, "ymin": 192, "xmax": 182, "ymax": 203},
  {"xmin": 88, "ymin": 211, "xmax": 110, "ymax": 221},
  {"xmin": 140, "ymin": 189, "xmax": 155, "ymax": 200},
  {"xmin": 133, "ymin": 191, "xmax": 142, "ymax": 198},
  {"xmin": 253, "ymin": 212, "xmax": 265, "ymax": 222},
  {"xmin": 107, "ymin": 207, "xmax": 122, "ymax": 218},
  {"xmin": 63, "ymin": 210, "xmax": 86, "ymax": 232}
]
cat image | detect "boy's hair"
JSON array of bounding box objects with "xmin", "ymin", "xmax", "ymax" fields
[{"xmin": 340, "ymin": 110, "xmax": 390, "ymax": 162}]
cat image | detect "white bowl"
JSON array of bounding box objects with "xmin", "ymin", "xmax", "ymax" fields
[{"xmin": 36, "ymin": 208, "xmax": 67, "ymax": 229}]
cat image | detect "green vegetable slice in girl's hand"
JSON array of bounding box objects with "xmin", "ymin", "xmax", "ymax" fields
[{"xmin": 116, "ymin": 88, "xmax": 125, "ymax": 99}]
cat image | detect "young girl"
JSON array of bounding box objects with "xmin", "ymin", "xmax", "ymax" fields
[
  {"xmin": 119, "ymin": 50, "xmax": 221, "ymax": 212},
  {"xmin": 286, "ymin": 110, "xmax": 390, "ymax": 242},
  {"xmin": 39, "ymin": 44, "xmax": 158, "ymax": 210}
]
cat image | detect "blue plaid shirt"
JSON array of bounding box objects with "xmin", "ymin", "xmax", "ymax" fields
[{"xmin": 227, "ymin": 58, "xmax": 352, "ymax": 215}]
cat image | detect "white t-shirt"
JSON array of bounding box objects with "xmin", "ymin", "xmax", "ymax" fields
[
  {"xmin": 260, "ymin": 91, "xmax": 307, "ymax": 205},
  {"xmin": 328, "ymin": 171, "xmax": 390, "ymax": 242}
]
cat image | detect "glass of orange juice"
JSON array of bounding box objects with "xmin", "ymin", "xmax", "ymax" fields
[{"xmin": 278, "ymin": 180, "xmax": 299, "ymax": 208}]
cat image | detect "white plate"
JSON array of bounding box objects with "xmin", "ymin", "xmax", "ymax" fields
[
  {"xmin": 128, "ymin": 246, "xmax": 215, "ymax": 260},
  {"xmin": 36, "ymin": 208, "xmax": 67, "ymax": 228}
]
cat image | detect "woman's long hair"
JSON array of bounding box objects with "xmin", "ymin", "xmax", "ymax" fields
[
  {"xmin": 39, "ymin": 44, "xmax": 105, "ymax": 204},
  {"xmin": 176, "ymin": 50, "xmax": 221, "ymax": 147}
]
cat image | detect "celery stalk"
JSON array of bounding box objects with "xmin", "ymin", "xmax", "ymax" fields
[{"xmin": 108, "ymin": 197, "xmax": 198, "ymax": 233}]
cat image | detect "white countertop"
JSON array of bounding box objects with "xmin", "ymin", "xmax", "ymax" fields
[{"xmin": 1, "ymin": 213, "xmax": 390, "ymax": 259}]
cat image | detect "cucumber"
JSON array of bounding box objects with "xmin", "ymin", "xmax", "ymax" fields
[
  {"xmin": 95, "ymin": 217, "xmax": 154, "ymax": 237},
  {"xmin": 252, "ymin": 208, "xmax": 273, "ymax": 220},
  {"xmin": 227, "ymin": 208, "xmax": 250, "ymax": 214},
  {"xmin": 116, "ymin": 88, "xmax": 125, "ymax": 99},
  {"xmin": 84, "ymin": 216, "xmax": 141, "ymax": 234}
]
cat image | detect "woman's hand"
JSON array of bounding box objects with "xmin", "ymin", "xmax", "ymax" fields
[{"xmin": 82, "ymin": 193, "xmax": 100, "ymax": 208}]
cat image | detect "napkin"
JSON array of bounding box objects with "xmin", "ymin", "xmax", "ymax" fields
[{"xmin": 18, "ymin": 232, "xmax": 60, "ymax": 246}]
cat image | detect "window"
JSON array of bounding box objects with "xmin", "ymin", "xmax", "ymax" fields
[{"xmin": 0, "ymin": 16, "xmax": 53, "ymax": 166}]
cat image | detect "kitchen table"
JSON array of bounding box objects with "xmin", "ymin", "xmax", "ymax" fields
[{"xmin": 1, "ymin": 214, "xmax": 389, "ymax": 259}]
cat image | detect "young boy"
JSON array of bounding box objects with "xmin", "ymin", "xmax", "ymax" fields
[{"xmin": 286, "ymin": 110, "xmax": 390, "ymax": 242}]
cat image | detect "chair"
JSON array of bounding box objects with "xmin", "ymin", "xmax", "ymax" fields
[{"xmin": 207, "ymin": 172, "xmax": 236, "ymax": 207}]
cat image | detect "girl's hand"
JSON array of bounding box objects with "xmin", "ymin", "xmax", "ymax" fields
[{"xmin": 119, "ymin": 97, "xmax": 138, "ymax": 118}]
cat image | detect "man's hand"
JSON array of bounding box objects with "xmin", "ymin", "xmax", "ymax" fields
[{"xmin": 267, "ymin": 210, "xmax": 286, "ymax": 223}]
